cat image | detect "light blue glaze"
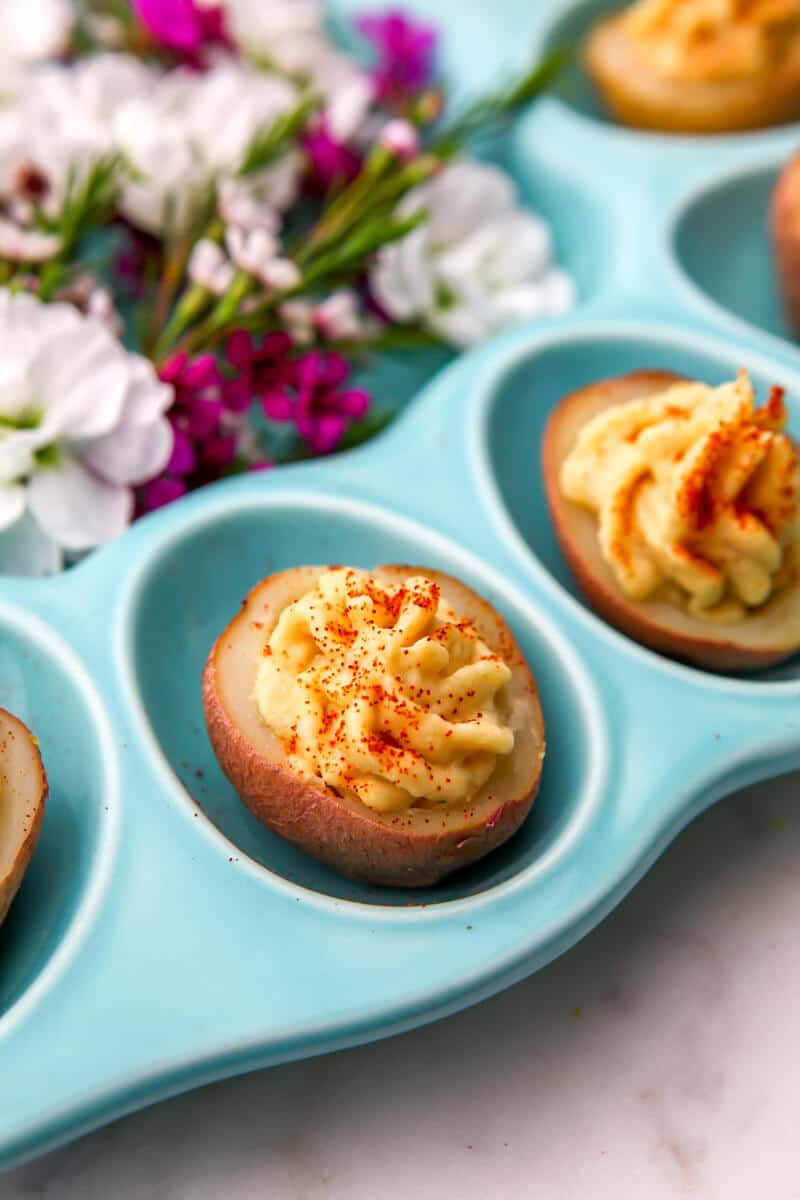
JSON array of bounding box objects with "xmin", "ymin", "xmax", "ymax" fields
[{"xmin": 1, "ymin": 0, "xmax": 800, "ymax": 1168}]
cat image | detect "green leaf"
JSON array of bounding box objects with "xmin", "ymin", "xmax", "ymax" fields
[
  {"xmin": 238, "ymin": 93, "xmax": 322, "ymax": 176},
  {"xmin": 433, "ymin": 46, "xmax": 570, "ymax": 154}
]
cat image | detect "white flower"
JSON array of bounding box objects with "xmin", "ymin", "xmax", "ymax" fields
[
  {"xmin": 188, "ymin": 238, "xmax": 236, "ymax": 295},
  {"xmin": 86, "ymin": 286, "xmax": 123, "ymax": 337},
  {"xmin": 370, "ymin": 161, "xmax": 576, "ymax": 348},
  {"xmin": 262, "ymin": 257, "xmax": 301, "ymax": 291},
  {"xmin": 279, "ymin": 298, "xmax": 315, "ymax": 344},
  {"xmin": 29, "ymin": 52, "xmax": 155, "ymax": 129},
  {"xmin": 113, "ymin": 84, "xmax": 201, "ymax": 236},
  {"xmin": 313, "ymin": 52, "xmax": 373, "ymax": 142},
  {"xmin": 218, "ymin": 152, "xmax": 300, "ymax": 230},
  {"xmin": 0, "ymin": 0, "xmax": 74, "ymax": 64},
  {"xmin": 226, "ymin": 225, "xmax": 278, "ymax": 280},
  {"xmin": 224, "ymin": 0, "xmax": 322, "ymax": 67},
  {"xmin": 112, "ymin": 60, "xmax": 297, "ymax": 235},
  {"xmin": 81, "ymin": 14, "xmax": 128, "ymax": 50},
  {"xmin": 0, "ymin": 217, "xmax": 61, "ymax": 262},
  {"xmin": 224, "ymin": 223, "xmax": 298, "ymax": 291},
  {"xmin": 0, "ymin": 54, "xmax": 157, "ymax": 217},
  {"xmin": 314, "ymin": 290, "xmax": 365, "ymax": 341},
  {"xmin": 0, "ymin": 292, "xmax": 173, "ymax": 572},
  {"xmin": 186, "ymin": 61, "xmax": 298, "ymax": 171},
  {"xmin": 379, "ymin": 119, "xmax": 419, "ymax": 161},
  {"xmin": 224, "ymin": 0, "xmax": 372, "ymax": 141}
]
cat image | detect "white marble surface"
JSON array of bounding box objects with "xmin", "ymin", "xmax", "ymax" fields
[{"xmin": 3, "ymin": 770, "xmax": 800, "ymax": 1199}]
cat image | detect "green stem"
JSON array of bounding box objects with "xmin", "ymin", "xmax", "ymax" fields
[
  {"xmin": 150, "ymin": 217, "xmax": 225, "ymax": 361},
  {"xmin": 36, "ymin": 260, "xmax": 66, "ymax": 301},
  {"xmin": 207, "ymin": 269, "xmax": 254, "ymax": 327},
  {"xmin": 295, "ymin": 155, "xmax": 440, "ymax": 269},
  {"xmin": 153, "ymin": 283, "xmax": 213, "ymax": 363}
]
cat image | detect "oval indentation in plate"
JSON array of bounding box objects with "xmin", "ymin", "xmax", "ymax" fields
[
  {"xmin": 544, "ymin": 0, "xmax": 629, "ymax": 130},
  {"xmin": 0, "ymin": 607, "xmax": 119, "ymax": 1028},
  {"xmin": 121, "ymin": 492, "xmax": 609, "ymax": 911},
  {"xmin": 503, "ymin": 140, "xmax": 616, "ymax": 306},
  {"xmin": 670, "ymin": 162, "xmax": 794, "ymax": 347},
  {"xmin": 542, "ymin": 0, "xmax": 800, "ymax": 143},
  {"xmin": 474, "ymin": 326, "xmax": 800, "ymax": 685}
]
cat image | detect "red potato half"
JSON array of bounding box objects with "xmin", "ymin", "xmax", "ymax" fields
[
  {"xmin": 543, "ymin": 370, "xmax": 800, "ymax": 672},
  {"xmin": 585, "ymin": 14, "xmax": 800, "ymax": 134},
  {"xmin": 0, "ymin": 708, "xmax": 47, "ymax": 927},
  {"xmin": 202, "ymin": 566, "xmax": 545, "ymax": 887},
  {"xmin": 770, "ymin": 154, "xmax": 800, "ymax": 338}
]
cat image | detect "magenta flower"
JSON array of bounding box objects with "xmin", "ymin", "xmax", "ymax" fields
[
  {"xmin": 224, "ymin": 329, "xmax": 292, "ymax": 413},
  {"xmin": 139, "ymin": 352, "xmax": 229, "ymax": 512},
  {"xmin": 112, "ymin": 220, "xmax": 161, "ymax": 299},
  {"xmin": 133, "ymin": 0, "xmax": 228, "ymax": 54},
  {"xmin": 302, "ymin": 120, "xmax": 362, "ymax": 191},
  {"xmin": 356, "ymin": 9, "xmax": 438, "ymax": 106},
  {"xmin": 140, "ymin": 476, "xmax": 187, "ymax": 512},
  {"xmin": 262, "ymin": 351, "xmax": 370, "ymax": 455}
]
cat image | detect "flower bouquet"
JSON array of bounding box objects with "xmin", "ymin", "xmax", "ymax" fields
[{"xmin": 0, "ymin": 0, "xmax": 574, "ymax": 575}]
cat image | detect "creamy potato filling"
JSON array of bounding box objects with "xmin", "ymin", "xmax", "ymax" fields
[
  {"xmin": 623, "ymin": 0, "xmax": 800, "ymax": 80},
  {"xmin": 254, "ymin": 567, "xmax": 514, "ymax": 813},
  {"xmin": 561, "ymin": 371, "xmax": 800, "ymax": 622}
]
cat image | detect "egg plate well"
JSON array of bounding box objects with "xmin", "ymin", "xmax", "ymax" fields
[{"xmin": 2, "ymin": 0, "xmax": 800, "ymax": 1169}]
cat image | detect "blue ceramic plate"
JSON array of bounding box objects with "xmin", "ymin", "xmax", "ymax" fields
[{"xmin": 2, "ymin": 0, "xmax": 800, "ymax": 1168}]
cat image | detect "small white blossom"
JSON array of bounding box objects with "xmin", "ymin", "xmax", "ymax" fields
[
  {"xmin": 225, "ymin": 227, "xmax": 299, "ymax": 293},
  {"xmin": 82, "ymin": 14, "xmax": 128, "ymax": 50},
  {"xmin": 188, "ymin": 238, "xmax": 236, "ymax": 295},
  {"xmin": 379, "ymin": 119, "xmax": 419, "ymax": 161},
  {"xmin": 0, "ymin": 291, "xmax": 172, "ymax": 573},
  {"xmin": 262, "ymin": 257, "xmax": 301, "ymax": 291},
  {"xmin": 279, "ymin": 298, "xmax": 315, "ymax": 345},
  {"xmin": 314, "ymin": 290, "xmax": 365, "ymax": 341},
  {"xmin": 220, "ymin": 179, "xmax": 279, "ymax": 234},
  {"xmin": 226, "ymin": 225, "xmax": 279, "ymax": 282},
  {"xmin": 0, "ymin": 218, "xmax": 61, "ymax": 263},
  {"xmin": 371, "ymin": 160, "xmax": 575, "ymax": 347},
  {"xmin": 86, "ymin": 287, "xmax": 123, "ymax": 337},
  {"xmin": 218, "ymin": 151, "xmax": 300, "ymax": 231},
  {"xmin": 325, "ymin": 70, "xmax": 374, "ymax": 143}
]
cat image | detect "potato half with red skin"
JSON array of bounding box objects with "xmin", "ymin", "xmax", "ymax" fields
[
  {"xmin": 771, "ymin": 154, "xmax": 800, "ymax": 338},
  {"xmin": 202, "ymin": 566, "xmax": 545, "ymax": 887},
  {"xmin": 543, "ymin": 370, "xmax": 800, "ymax": 672},
  {"xmin": 585, "ymin": 14, "xmax": 800, "ymax": 134},
  {"xmin": 1, "ymin": 708, "xmax": 47, "ymax": 927}
]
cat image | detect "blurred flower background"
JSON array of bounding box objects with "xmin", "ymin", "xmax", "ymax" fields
[{"xmin": 0, "ymin": 0, "xmax": 574, "ymax": 573}]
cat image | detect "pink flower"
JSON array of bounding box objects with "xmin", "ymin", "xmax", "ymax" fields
[
  {"xmin": 262, "ymin": 351, "xmax": 370, "ymax": 455},
  {"xmin": 302, "ymin": 120, "xmax": 362, "ymax": 191},
  {"xmin": 379, "ymin": 118, "xmax": 419, "ymax": 161},
  {"xmin": 133, "ymin": 0, "xmax": 228, "ymax": 55},
  {"xmin": 356, "ymin": 9, "xmax": 437, "ymax": 107}
]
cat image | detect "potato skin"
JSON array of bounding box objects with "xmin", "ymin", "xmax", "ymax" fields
[
  {"xmin": 543, "ymin": 372, "xmax": 800, "ymax": 672},
  {"xmin": 202, "ymin": 567, "xmax": 545, "ymax": 888},
  {"xmin": 585, "ymin": 14, "xmax": 800, "ymax": 134},
  {"xmin": 771, "ymin": 155, "xmax": 800, "ymax": 339},
  {"xmin": 0, "ymin": 708, "xmax": 47, "ymax": 927}
]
